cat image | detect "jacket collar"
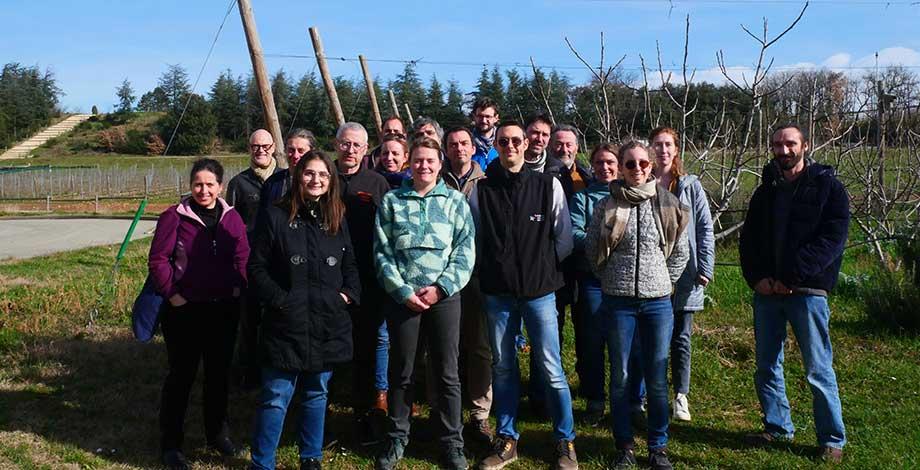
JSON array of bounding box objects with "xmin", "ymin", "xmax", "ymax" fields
[
  {"xmin": 393, "ymin": 178, "xmax": 450, "ymax": 198},
  {"xmin": 177, "ymin": 196, "xmax": 233, "ymax": 226}
]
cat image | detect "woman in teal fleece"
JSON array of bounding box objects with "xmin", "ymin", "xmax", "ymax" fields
[{"xmin": 373, "ymin": 137, "xmax": 476, "ymax": 470}]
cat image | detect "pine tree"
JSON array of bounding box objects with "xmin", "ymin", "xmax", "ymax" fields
[
  {"xmin": 423, "ymin": 74, "xmax": 445, "ymax": 123},
  {"xmin": 115, "ymin": 79, "xmax": 135, "ymax": 113},
  {"xmin": 391, "ymin": 63, "xmax": 426, "ymax": 123},
  {"xmin": 209, "ymin": 69, "xmax": 246, "ymax": 142},
  {"xmin": 158, "ymin": 64, "xmax": 192, "ymax": 112},
  {"xmin": 442, "ymin": 79, "xmax": 468, "ymax": 129},
  {"xmin": 271, "ymin": 70, "xmax": 294, "ymax": 131}
]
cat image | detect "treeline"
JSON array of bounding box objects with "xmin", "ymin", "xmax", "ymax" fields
[
  {"xmin": 112, "ymin": 62, "xmax": 920, "ymax": 155},
  {"xmin": 0, "ymin": 63, "xmax": 61, "ymax": 150}
]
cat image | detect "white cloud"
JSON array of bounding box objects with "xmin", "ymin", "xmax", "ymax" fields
[
  {"xmin": 822, "ymin": 53, "xmax": 851, "ymax": 69},
  {"xmin": 852, "ymin": 47, "xmax": 920, "ymax": 68}
]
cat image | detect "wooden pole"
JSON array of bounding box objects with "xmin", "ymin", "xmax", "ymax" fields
[
  {"xmin": 403, "ymin": 104, "xmax": 414, "ymax": 125},
  {"xmin": 309, "ymin": 27, "xmax": 346, "ymax": 128},
  {"xmin": 388, "ymin": 90, "xmax": 401, "ymax": 119},
  {"xmin": 237, "ymin": 0, "xmax": 287, "ymax": 168},
  {"xmin": 359, "ymin": 55, "xmax": 383, "ymax": 138}
]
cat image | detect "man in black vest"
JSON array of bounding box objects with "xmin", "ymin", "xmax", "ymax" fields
[{"xmin": 470, "ymin": 122, "xmax": 578, "ymax": 470}]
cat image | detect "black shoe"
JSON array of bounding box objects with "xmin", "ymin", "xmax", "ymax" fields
[
  {"xmin": 161, "ymin": 449, "xmax": 190, "ymax": 470},
  {"xmin": 648, "ymin": 448, "xmax": 673, "ymax": 470},
  {"xmin": 442, "ymin": 445, "xmax": 469, "ymax": 470},
  {"xmin": 612, "ymin": 448, "xmax": 637, "ymax": 470},
  {"xmin": 300, "ymin": 457, "xmax": 322, "ymax": 470},
  {"xmin": 207, "ymin": 436, "xmax": 241, "ymax": 457}
]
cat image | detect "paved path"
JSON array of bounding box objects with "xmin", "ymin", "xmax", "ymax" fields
[
  {"xmin": 0, "ymin": 218, "xmax": 157, "ymax": 260},
  {"xmin": 0, "ymin": 114, "xmax": 92, "ymax": 160}
]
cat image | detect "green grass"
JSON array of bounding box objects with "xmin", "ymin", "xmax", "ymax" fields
[{"xmin": 1, "ymin": 238, "xmax": 919, "ymax": 469}]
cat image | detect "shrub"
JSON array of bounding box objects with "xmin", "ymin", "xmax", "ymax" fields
[
  {"xmin": 156, "ymin": 93, "xmax": 216, "ymax": 155},
  {"xmin": 842, "ymin": 268, "xmax": 920, "ymax": 333},
  {"xmin": 98, "ymin": 127, "xmax": 126, "ymax": 152},
  {"xmin": 145, "ymin": 133, "xmax": 165, "ymax": 155}
]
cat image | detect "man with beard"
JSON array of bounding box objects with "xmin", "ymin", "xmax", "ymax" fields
[
  {"xmin": 470, "ymin": 97, "xmax": 500, "ymax": 169},
  {"xmin": 550, "ymin": 124, "xmax": 592, "ymax": 198},
  {"xmin": 739, "ymin": 124, "xmax": 848, "ymax": 464},
  {"xmin": 523, "ymin": 114, "xmax": 564, "ymax": 177}
]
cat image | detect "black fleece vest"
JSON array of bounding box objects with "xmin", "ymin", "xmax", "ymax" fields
[{"xmin": 476, "ymin": 166, "xmax": 562, "ymax": 299}]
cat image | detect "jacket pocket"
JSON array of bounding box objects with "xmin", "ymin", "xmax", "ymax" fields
[{"xmin": 394, "ymin": 233, "xmax": 447, "ymax": 251}]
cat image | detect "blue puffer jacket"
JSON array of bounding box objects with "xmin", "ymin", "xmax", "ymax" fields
[{"xmin": 671, "ymin": 175, "xmax": 715, "ymax": 311}]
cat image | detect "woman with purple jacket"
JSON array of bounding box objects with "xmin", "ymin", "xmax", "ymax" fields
[{"xmin": 148, "ymin": 158, "xmax": 250, "ymax": 470}]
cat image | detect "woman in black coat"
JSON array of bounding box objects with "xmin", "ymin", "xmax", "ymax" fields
[{"xmin": 247, "ymin": 150, "xmax": 360, "ymax": 470}]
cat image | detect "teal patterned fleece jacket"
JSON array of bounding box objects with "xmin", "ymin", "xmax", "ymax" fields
[{"xmin": 374, "ymin": 179, "xmax": 476, "ymax": 304}]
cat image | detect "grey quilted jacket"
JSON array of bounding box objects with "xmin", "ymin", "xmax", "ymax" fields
[
  {"xmin": 585, "ymin": 197, "xmax": 689, "ymax": 298},
  {"xmin": 671, "ymin": 175, "xmax": 715, "ymax": 311}
]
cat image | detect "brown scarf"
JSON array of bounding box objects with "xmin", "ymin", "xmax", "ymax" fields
[
  {"xmin": 594, "ymin": 179, "xmax": 689, "ymax": 269},
  {"xmin": 251, "ymin": 157, "xmax": 277, "ymax": 183}
]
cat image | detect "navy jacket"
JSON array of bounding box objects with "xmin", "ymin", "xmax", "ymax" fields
[{"xmin": 739, "ymin": 160, "xmax": 850, "ymax": 293}]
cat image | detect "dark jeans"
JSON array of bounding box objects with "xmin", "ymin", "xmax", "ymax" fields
[
  {"xmin": 159, "ymin": 298, "xmax": 240, "ymax": 451},
  {"xmin": 574, "ymin": 274, "xmax": 607, "ymax": 408},
  {"xmin": 238, "ymin": 289, "xmax": 262, "ymax": 384},
  {"xmin": 350, "ymin": 285, "xmax": 387, "ymax": 409},
  {"xmin": 385, "ymin": 294, "xmax": 463, "ymax": 448}
]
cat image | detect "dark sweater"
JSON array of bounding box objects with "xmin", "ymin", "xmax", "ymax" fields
[{"xmin": 338, "ymin": 166, "xmax": 391, "ymax": 296}]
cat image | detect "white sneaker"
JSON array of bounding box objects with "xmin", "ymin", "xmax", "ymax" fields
[{"xmin": 673, "ymin": 393, "xmax": 691, "ymax": 421}]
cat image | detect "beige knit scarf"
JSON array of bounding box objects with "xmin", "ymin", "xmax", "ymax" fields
[{"xmin": 251, "ymin": 157, "xmax": 277, "ymax": 182}]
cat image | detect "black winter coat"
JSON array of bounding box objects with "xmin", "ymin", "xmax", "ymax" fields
[
  {"xmin": 248, "ymin": 202, "xmax": 361, "ymax": 372},
  {"xmin": 227, "ymin": 167, "xmax": 277, "ymax": 236},
  {"xmin": 739, "ymin": 161, "xmax": 850, "ymax": 293}
]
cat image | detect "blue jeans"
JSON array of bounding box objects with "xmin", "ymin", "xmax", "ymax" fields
[
  {"xmin": 603, "ymin": 295, "xmax": 673, "ymax": 450},
  {"xmin": 250, "ymin": 368, "xmax": 333, "ymax": 469},
  {"xmin": 484, "ymin": 292, "xmax": 576, "ymax": 441},
  {"xmin": 575, "ymin": 275, "xmax": 607, "ymax": 409},
  {"xmin": 753, "ymin": 294, "xmax": 846, "ymax": 448},
  {"xmin": 376, "ymin": 321, "xmax": 389, "ymax": 391}
]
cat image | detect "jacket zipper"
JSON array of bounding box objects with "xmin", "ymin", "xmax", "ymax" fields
[{"xmin": 634, "ymin": 205, "xmax": 641, "ymax": 297}]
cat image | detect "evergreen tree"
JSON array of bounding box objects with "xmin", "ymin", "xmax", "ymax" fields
[
  {"xmin": 270, "ymin": 70, "xmax": 294, "ymax": 131},
  {"xmin": 0, "ymin": 63, "xmax": 61, "ymax": 148},
  {"xmin": 157, "ymin": 64, "xmax": 192, "ymax": 112},
  {"xmin": 115, "ymin": 78, "xmax": 135, "ymax": 113},
  {"xmin": 441, "ymin": 79, "xmax": 468, "ymax": 129},
  {"xmin": 423, "ymin": 74, "xmax": 445, "ymax": 123},
  {"xmin": 209, "ymin": 69, "xmax": 246, "ymax": 142},
  {"xmin": 391, "ymin": 63, "xmax": 426, "ymax": 122},
  {"xmin": 137, "ymin": 87, "xmax": 169, "ymax": 112},
  {"xmin": 158, "ymin": 93, "xmax": 216, "ymax": 155}
]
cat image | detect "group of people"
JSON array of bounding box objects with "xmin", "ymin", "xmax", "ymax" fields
[{"xmin": 147, "ymin": 96, "xmax": 849, "ymax": 470}]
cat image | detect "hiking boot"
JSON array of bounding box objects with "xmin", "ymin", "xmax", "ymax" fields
[
  {"xmin": 612, "ymin": 448, "xmax": 637, "ymax": 469},
  {"xmin": 300, "ymin": 457, "xmax": 322, "ymax": 470},
  {"xmin": 411, "ymin": 403, "xmax": 421, "ymax": 418},
  {"xmin": 820, "ymin": 446, "xmax": 843, "ymax": 464},
  {"xmin": 375, "ymin": 437, "xmax": 407, "ymax": 470},
  {"xmin": 648, "ymin": 448, "xmax": 673, "ymax": 470},
  {"xmin": 373, "ymin": 389, "xmax": 389, "ymax": 414},
  {"xmin": 161, "ymin": 449, "xmax": 190, "ymax": 470},
  {"xmin": 442, "ymin": 446, "xmax": 469, "ymax": 470},
  {"xmin": 554, "ymin": 439, "xmax": 578, "ymax": 470},
  {"xmin": 672, "ymin": 393, "xmax": 691, "ymax": 422},
  {"xmin": 206, "ymin": 436, "xmax": 241, "ymax": 457},
  {"xmin": 465, "ymin": 418, "xmax": 493, "ymax": 445},
  {"xmin": 745, "ymin": 431, "xmax": 794, "ymax": 446},
  {"xmin": 479, "ymin": 435, "xmax": 518, "ymax": 470}
]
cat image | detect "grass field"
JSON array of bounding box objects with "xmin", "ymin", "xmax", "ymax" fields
[{"xmin": 0, "ymin": 236, "xmax": 918, "ymax": 469}]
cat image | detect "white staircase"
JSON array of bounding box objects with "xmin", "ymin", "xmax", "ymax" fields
[{"xmin": 0, "ymin": 114, "xmax": 93, "ymax": 160}]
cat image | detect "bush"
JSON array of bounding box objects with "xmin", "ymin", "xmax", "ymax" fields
[
  {"xmin": 842, "ymin": 268, "xmax": 920, "ymax": 333},
  {"xmin": 145, "ymin": 133, "xmax": 165, "ymax": 155},
  {"xmin": 98, "ymin": 127, "xmax": 126, "ymax": 152},
  {"xmin": 156, "ymin": 94, "xmax": 216, "ymax": 155}
]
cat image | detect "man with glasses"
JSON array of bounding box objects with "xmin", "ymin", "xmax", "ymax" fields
[
  {"xmin": 335, "ymin": 122, "xmax": 393, "ymax": 439},
  {"xmin": 470, "ymin": 97, "xmax": 500, "ymax": 170},
  {"xmin": 470, "ymin": 122, "xmax": 578, "ymax": 470}
]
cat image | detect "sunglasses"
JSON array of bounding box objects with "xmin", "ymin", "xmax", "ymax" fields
[
  {"xmin": 624, "ymin": 159, "xmax": 651, "ymax": 170},
  {"xmin": 497, "ymin": 137, "xmax": 524, "ymax": 148}
]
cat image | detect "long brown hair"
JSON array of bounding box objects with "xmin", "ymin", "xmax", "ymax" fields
[
  {"xmin": 287, "ymin": 150, "xmax": 345, "ymax": 235},
  {"xmin": 649, "ymin": 126, "xmax": 686, "ymax": 179}
]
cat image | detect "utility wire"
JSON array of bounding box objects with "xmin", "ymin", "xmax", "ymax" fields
[
  {"xmin": 585, "ymin": 0, "xmax": 920, "ymax": 5},
  {"xmin": 163, "ymin": 0, "xmax": 236, "ymax": 156}
]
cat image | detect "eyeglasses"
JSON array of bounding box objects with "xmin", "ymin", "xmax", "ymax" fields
[
  {"xmin": 624, "ymin": 159, "xmax": 651, "ymax": 170},
  {"xmin": 250, "ymin": 143, "xmax": 273, "ymax": 151},
  {"xmin": 497, "ymin": 137, "xmax": 524, "ymax": 148},
  {"xmin": 303, "ymin": 170, "xmax": 331, "ymax": 181},
  {"xmin": 337, "ymin": 141, "xmax": 365, "ymax": 150}
]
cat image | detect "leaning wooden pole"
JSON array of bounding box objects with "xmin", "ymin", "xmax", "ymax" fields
[
  {"xmin": 359, "ymin": 55, "xmax": 383, "ymax": 138},
  {"xmin": 237, "ymin": 0, "xmax": 287, "ymax": 168},
  {"xmin": 388, "ymin": 90, "xmax": 401, "ymax": 119},
  {"xmin": 403, "ymin": 104, "xmax": 415, "ymax": 124},
  {"xmin": 309, "ymin": 27, "xmax": 345, "ymax": 128}
]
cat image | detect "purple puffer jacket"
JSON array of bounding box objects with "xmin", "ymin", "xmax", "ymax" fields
[{"xmin": 148, "ymin": 197, "xmax": 250, "ymax": 303}]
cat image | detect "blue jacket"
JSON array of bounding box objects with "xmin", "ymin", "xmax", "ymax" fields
[
  {"xmin": 739, "ymin": 161, "xmax": 850, "ymax": 293},
  {"xmin": 570, "ymin": 181, "xmax": 610, "ymax": 274},
  {"xmin": 671, "ymin": 175, "xmax": 715, "ymax": 311}
]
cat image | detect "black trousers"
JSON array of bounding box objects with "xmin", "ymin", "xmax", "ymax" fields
[
  {"xmin": 385, "ymin": 294, "xmax": 463, "ymax": 449},
  {"xmin": 349, "ymin": 285, "xmax": 387, "ymax": 410},
  {"xmin": 159, "ymin": 298, "xmax": 240, "ymax": 451}
]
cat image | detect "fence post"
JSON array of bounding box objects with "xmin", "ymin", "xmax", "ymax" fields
[
  {"xmin": 95, "ymin": 195, "xmax": 99, "ymax": 214},
  {"xmin": 46, "ymin": 195, "xmax": 51, "ymax": 213}
]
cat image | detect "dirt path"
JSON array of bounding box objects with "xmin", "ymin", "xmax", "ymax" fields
[{"xmin": 0, "ymin": 218, "xmax": 156, "ymax": 260}]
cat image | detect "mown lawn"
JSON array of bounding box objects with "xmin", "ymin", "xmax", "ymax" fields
[{"xmin": 0, "ymin": 238, "xmax": 918, "ymax": 469}]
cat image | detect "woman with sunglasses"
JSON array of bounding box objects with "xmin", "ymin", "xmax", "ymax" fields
[
  {"xmin": 247, "ymin": 151, "xmax": 360, "ymax": 470},
  {"xmin": 646, "ymin": 127, "xmax": 715, "ymax": 423},
  {"xmin": 585, "ymin": 140, "xmax": 689, "ymax": 470}
]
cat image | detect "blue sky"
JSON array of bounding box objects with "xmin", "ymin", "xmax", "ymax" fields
[{"xmin": 3, "ymin": 0, "xmax": 920, "ymax": 113}]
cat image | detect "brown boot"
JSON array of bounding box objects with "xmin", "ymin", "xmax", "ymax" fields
[
  {"xmin": 479, "ymin": 435, "xmax": 518, "ymax": 470},
  {"xmin": 373, "ymin": 390, "xmax": 388, "ymax": 414},
  {"xmin": 554, "ymin": 439, "xmax": 578, "ymax": 470}
]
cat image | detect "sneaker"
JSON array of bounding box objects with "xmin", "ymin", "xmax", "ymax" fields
[
  {"xmin": 648, "ymin": 448, "xmax": 673, "ymax": 470},
  {"xmin": 161, "ymin": 449, "xmax": 190, "ymax": 470},
  {"xmin": 612, "ymin": 448, "xmax": 637, "ymax": 469},
  {"xmin": 672, "ymin": 393, "xmax": 691, "ymax": 422},
  {"xmin": 442, "ymin": 446, "xmax": 469, "ymax": 470},
  {"xmin": 375, "ymin": 438, "xmax": 407, "ymax": 470},
  {"xmin": 554, "ymin": 439, "xmax": 578, "ymax": 470},
  {"xmin": 479, "ymin": 435, "xmax": 518, "ymax": 470},
  {"xmin": 465, "ymin": 418, "xmax": 494, "ymax": 445},
  {"xmin": 206, "ymin": 436, "xmax": 241, "ymax": 457},
  {"xmin": 300, "ymin": 457, "xmax": 322, "ymax": 470},
  {"xmin": 745, "ymin": 431, "xmax": 794, "ymax": 446},
  {"xmin": 820, "ymin": 446, "xmax": 843, "ymax": 464}
]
